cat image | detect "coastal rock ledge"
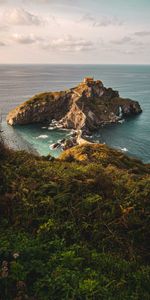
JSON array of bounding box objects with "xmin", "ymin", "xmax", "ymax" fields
[{"xmin": 6, "ymin": 77, "xmax": 142, "ymax": 134}]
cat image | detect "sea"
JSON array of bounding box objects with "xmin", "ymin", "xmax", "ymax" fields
[{"xmin": 0, "ymin": 64, "xmax": 150, "ymax": 163}]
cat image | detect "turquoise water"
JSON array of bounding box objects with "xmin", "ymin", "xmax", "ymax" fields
[
  {"xmin": 0, "ymin": 64, "xmax": 150, "ymax": 162},
  {"xmin": 15, "ymin": 124, "xmax": 72, "ymax": 157}
]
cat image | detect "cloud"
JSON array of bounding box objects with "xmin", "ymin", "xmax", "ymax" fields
[
  {"xmin": 12, "ymin": 33, "xmax": 42, "ymax": 44},
  {"xmin": 81, "ymin": 13, "xmax": 123, "ymax": 27},
  {"xmin": 43, "ymin": 35, "xmax": 95, "ymax": 52},
  {"xmin": 0, "ymin": 24, "xmax": 9, "ymax": 31},
  {"xmin": 119, "ymin": 49, "xmax": 136, "ymax": 55},
  {"xmin": 24, "ymin": 0, "xmax": 77, "ymax": 5},
  {"xmin": 0, "ymin": 41, "xmax": 5, "ymax": 46},
  {"xmin": 111, "ymin": 36, "xmax": 133, "ymax": 45},
  {"xmin": 110, "ymin": 36, "xmax": 144, "ymax": 48},
  {"xmin": 3, "ymin": 8, "xmax": 42, "ymax": 26},
  {"xmin": 10, "ymin": 34, "xmax": 94, "ymax": 52},
  {"xmin": 47, "ymin": 14, "xmax": 60, "ymax": 26},
  {"xmin": 117, "ymin": 46, "xmax": 144, "ymax": 55},
  {"xmin": 134, "ymin": 31, "xmax": 150, "ymax": 37}
]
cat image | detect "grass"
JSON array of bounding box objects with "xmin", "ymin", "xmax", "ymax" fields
[{"xmin": 0, "ymin": 142, "xmax": 149, "ymax": 299}]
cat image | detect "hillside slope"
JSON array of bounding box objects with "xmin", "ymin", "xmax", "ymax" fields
[{"xmin": 0, "ymin": 143, "xmax": 150, "ymax": 299}]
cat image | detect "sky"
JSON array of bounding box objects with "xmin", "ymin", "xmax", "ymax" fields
[{"xmin": 0, "ymin": 0, "xmax": 150, "ymax": 64}]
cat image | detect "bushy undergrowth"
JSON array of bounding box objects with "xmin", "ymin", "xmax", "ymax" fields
[{"xmin": 0, "ymin": 143, "xmax": 150, "ymax": 299}]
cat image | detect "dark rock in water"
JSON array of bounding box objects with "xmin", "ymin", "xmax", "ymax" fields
[
  {"xmin": 49, "ymin": 130, "xmax": 92, "ymax": 151},
  {"xmin": 60, "ymin": 138, "xmax": 66, "ymax": 144},
  {"xmin": 6, "ymin": 78, "xmax": 142, "ymax": 136},
  {"xmin": 51, "ymin": 142, "xmax": 61, "ymax": 149}
]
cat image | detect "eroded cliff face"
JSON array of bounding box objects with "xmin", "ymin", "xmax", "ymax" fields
[{"xmin": 6, "ymin": 78, "xmax": 142, "ymax": 133}]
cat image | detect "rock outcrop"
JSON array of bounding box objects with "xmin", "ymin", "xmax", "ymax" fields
[
  {"xmin": 7, "ymin": 78, "xmax": 142, "ymax": 135},
  {"xmin": 50, "ymin": 130, "xmax": 92, "ymax": 151}
]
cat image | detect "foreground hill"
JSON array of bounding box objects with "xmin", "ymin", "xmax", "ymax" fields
[
  {"xmin": 0, "ymin": 142, "xmax": 150, "ymax": 299},
  {"xmin": 6, "ymin": 78, "xmax": 142, "ymax": 135}
]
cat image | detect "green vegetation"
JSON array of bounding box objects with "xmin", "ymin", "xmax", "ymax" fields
[
  {"xmin": 24, "ymin": 91, "xmax": 66, "ymax": 107},
  {"xmin": 0, "ymin": 142, "xmax": 150, "ymax": 299}
]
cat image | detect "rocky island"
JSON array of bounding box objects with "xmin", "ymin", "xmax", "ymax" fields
[
  {"xmin": 7, "ymin": 78, "xmax": 142, "ymax": 134},
  {"xmin": 1, "ymin": 79, "xmax": 149, "ymax": 300}
]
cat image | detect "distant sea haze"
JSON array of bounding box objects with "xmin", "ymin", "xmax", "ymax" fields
[{"xmin": 0, "ymin": 64, "xmax": 150, "ymax": 163}]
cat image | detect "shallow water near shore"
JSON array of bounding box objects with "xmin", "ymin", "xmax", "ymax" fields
[
  {"xmin": 1, "ymin": 120, "xmax": 71, "ymax": 157},
  {"xmin": 0, "ymin": 64, "xmax": 150, "ymax": 162}
]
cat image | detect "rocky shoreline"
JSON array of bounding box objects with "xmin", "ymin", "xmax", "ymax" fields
[
  {"xmin": 49, "ymin": 129, "xmax": 93, "ymax": 151},
  {"xmin": 6, "ymin": 77, "xmax": 142, "ymax": 150}
]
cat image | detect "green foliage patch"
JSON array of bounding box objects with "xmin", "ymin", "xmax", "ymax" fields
[{"xmin": 0, "ymin": 143, "xmax": 150, "ymax": 299}]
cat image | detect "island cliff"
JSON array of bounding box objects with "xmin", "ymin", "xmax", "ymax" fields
[{"xmin": 6, "ymin": 78, "xmax": 142, "ymax": 135}]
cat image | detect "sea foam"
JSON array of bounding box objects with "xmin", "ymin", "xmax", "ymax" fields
[{"xmin": 36, "ymin": 135, "xmax": 48, "ymax": 139}]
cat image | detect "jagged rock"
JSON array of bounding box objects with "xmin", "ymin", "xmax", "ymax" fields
[
  {"xmin": 6, "ymin": 78, "xmax": 142, "ymax": 134},
  {"xmin": 50, "ymin": 142, "xmax": 60, "ymax": 149},
  {"xmin": 49, "ymin": 130, "xmax": 92, "ymax": 151}
]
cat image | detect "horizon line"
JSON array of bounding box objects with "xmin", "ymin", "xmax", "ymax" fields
[{"xmin": 0, "ymin": 63, "xmax": 150, "ymax": 66}]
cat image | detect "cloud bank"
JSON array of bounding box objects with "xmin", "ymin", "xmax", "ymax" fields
[
  {"xmin": 43, "ymin": 36, "xmax": 95, "ymax": 52},
  {"xmin": 3, "ymin": 8, "xmax": 42, "ymax": 26}
]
